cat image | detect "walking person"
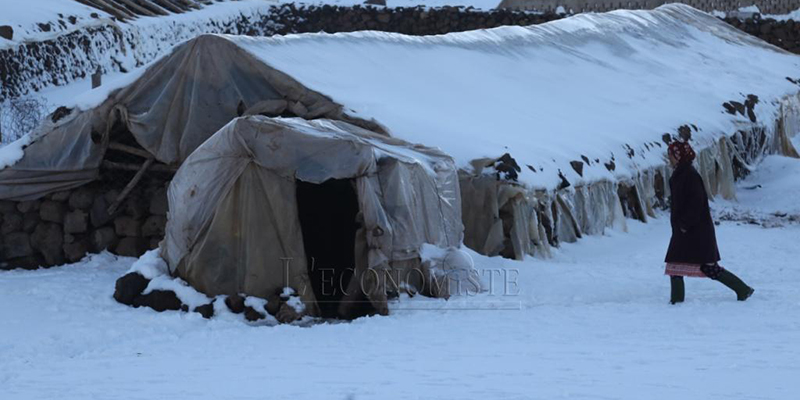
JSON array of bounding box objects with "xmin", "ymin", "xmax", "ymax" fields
[{"xmin": 664, "ymin": 140, "xmax": 754, "ymax": 304}]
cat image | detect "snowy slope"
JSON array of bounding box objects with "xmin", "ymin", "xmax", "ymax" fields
[
  {"xmin": 2, "ymin": 160, "xmax": 800, "ymax": 399},
  {"xmin": 0, "ymin": 0, "xmax": 112, "ymax": 47},
  {"xmin": 223, "ymin": 4, "xmax": 800, "ymax": 190}
]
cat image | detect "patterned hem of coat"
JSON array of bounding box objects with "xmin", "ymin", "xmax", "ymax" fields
[{"xmin": 664, "ymin": 263, "xmax": 725, "ymax": 278}]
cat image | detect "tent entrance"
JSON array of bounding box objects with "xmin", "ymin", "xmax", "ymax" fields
[{"xmin": 296, "ymin": 178, "xmax": 360, "ymax": 318}]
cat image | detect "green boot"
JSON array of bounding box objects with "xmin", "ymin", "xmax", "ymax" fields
[
  {"xmin": 715, "ymin": 270, "xmax": 755, "ymax": 301},
  {"xmin": 670, "ymin": 276, "xmax": 685, "ymax": 304}
]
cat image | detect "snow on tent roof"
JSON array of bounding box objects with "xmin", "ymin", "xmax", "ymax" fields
[{"xmin": 220, "ymin": 3, "xmax": 800, "ymax": 190}]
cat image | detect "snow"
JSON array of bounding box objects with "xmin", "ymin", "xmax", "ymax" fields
[
  {"xmin": 2, "ymin": 157, "xmax": 800, "ymax": 399},
  {"xmin": 0, "ymin": 134, "xmax": 31, "ymax": 169},
  {"xmin": 0, "ymin": 0, "xmax": 112, "ymax": 48},
  {"xmin": 765, "ymin": 8, "xmax": 800, "ymax": 21},
  {"xmin": 227, "ymin": 4, "xmax": 800, "ymax": 190},
  {"xmin": 714, "ymin": 154, "xmax": 800, "ymax": 224},
  {"xmin": 738, "ymin": 5, "xmax": 761, "ymax": 14}
]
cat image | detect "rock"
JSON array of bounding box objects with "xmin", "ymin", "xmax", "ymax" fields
[
  {"xmin": 22, "ymin": 212, "xmax": 40, "ymax": 233},
  {"xmin": 104, "ymin": 189, "xmax": 121, "ymax": 205},
  {"xmin": 722, "ymin": 102, "xmax": 737, "ymax": 115},
  {"xmin": 63, "ymin": 240, "xmax": 88, "ymax": 263},
  {"xmin": 141, "ymin": 215, "xmax": 166, "ymax": 237},
  {"xmin": 51, "ymin": 107, "xmax": 72, "ymax": 123},
  {"xmin": 266, "ymin": 293, "xmax": 281, "ymax": 316},
  {"xmin": 124, "ymin": 197, "xmax": 147, "ymax": 220},
  {"xmin": 570, "ymin": 160, "xmax": 584, "ymax": 177},
  {"xmin": 114, "ymin": 216, "xmax": 141, "ymax": 237},
  {"xmin": 194, "ymin": 303, "xmax": 214, "ymax": 319},
  {"xmin": 90, "ymin": 227, "xmax": 118, "ymax": 252},
  {"xmin": 149, "ymin": 188, "xmax": 168, "ymax": 216},
  {"xmin": 377, "ymin": 13, "xmax": 391, "ymax": 24},
  {"xmin": 604, "ymin": 160, "xmax": 616, "ymax": 172},
  {"xmin": 3, "ymin": 254, "xmax": 45, "ymax": 270},
  {"xmin": 1, "ymin": 211, "xmax": 22, "ymax": 234},
  {"xmin": 244, "ymin": 306, "xmax": 265, "ymax": 321},
  {"xmin": 0, "ymin": 200, "xmax": 16, "ymax": 213},
  {"xmin": 225, "ymin": 294, "xmax": 246, "ymax": 314},
  {"xmin": 114, "ymin": 237, "xmax": 146, "ymax": 257},
  {"xmin": 729, "ymin": 101, "xmax": 746, "ymax": 116},
  {"xmin": 148, "ymin": 237, "xmax": 161, "ymax": 250},
  {"xmin": 64, "ymin": 233, "xmax": 75, "ymax": 244},
  {"xmin": 63, "ymin": 210, "xmax": 88, "ymax": 233},
  {"xmin": 90, "ymin": 196, "xmax": 111, "ymax": 227},
  {"xmin": 68, "ymin": 189, "xmax": 94, "ymax": 210},
  {"xmin": 113, "ymin": 272, "xmax": 150, "ymax": 305},
  {"xmin": 16, "ymin": 200, "xmax": 40, "ymax": 214},
  {"xmin": 746, "ymin": 107, "xmax": 757, "ymax": 123},
  {"xmin": 365, "ymin": 0, "xmax": 386, "ymax": 5},
  {"xmin": 39, "ymin": 201, "xmax": 65, "ymax": 223},
  {"xmin": 31, "ymin": 223, "xmax": 64, "ymax": 265},
  {"xmin": 1, "ymin": 232, "xmax": 33, "ymax": 259},
  {"xmin": 276, "ymin": 303, "xmax": 302, "ymax": 324},
  {"xmin": 0, "ymin": 25, "xmax": 12, "ymax": 41},
  {"xmin": 133, "ymin": 290, "xmax": 183, "ymax": 312},
  {"xmin": 49, "ymin": 191, "xmax": 71, "ymax": 202},
  {"xmin": 493, "ymin": 153, "xmax": 521, "ymax": 181},
  {"xmin": 557, "ymin": 171, "xmax": 571, "ymax": 190}
]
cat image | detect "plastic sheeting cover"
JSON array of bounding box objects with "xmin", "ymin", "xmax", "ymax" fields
[{"xmin": 163, "ymin": 116, "xmax": 463, "ymax": 306}]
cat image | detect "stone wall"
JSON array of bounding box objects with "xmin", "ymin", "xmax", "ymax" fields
[
  {"xmin": 498, "ymin": 0, "xmax": 800, "ymax": 14},
  {"xmin": 725, "ymin": 16, "xmax": 800, "ymax": 52},
  {"xmin": 0, "ymin": 175, "xmax": 169, "ymax": 269}
]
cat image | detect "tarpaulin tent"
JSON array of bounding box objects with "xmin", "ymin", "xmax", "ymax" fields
[
  {"xmin": 162, "ymin": 116, "xmax": 464, "ymax": 318},
  {"xmin": 0, "ymin": 34, "xmax": 382, "ymax": 201}
]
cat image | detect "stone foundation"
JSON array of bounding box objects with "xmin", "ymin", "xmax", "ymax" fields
[{"xmin": 0, "ymin": 175, "xmax": 170, "ymax": 269}]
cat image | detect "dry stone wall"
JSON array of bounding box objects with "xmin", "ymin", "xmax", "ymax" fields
[
  {"xmin": 0, "ymin": 176, "xmax": 169, "ymax": 269},
  {"xmin": 498, "ymin": 0, "xmax": 800, "ymax": 14}
]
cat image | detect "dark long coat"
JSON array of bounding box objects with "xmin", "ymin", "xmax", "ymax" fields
[{"xmin": 664, "ymin": 162, "xmax": 720, "ymax": 264}]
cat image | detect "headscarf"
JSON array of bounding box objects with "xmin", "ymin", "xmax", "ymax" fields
[{"xmin": 668, "ymin": 141, "xmax": 696, "ymax": 164}]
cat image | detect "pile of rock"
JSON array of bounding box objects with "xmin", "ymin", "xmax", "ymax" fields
[
  {"xmin": 0, "ymin": 179, "xmax": 169, "ymax": 269},
  {"xmin": 113, "ymin": 271, "xmax": 306, "ymax": 323}
]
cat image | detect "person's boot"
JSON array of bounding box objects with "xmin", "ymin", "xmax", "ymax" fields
[
  {"xmin": 715, "ymin": 269, "xmax": 755, "ymax": 301},
  {"xmin": 670, "ymin": 276, "xmax": 685, "ymax": 304}
]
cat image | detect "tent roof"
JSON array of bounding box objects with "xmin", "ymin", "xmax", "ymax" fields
[{"xmin": 220, "ymin": 4, "xmax": 800, "ymax": 189}]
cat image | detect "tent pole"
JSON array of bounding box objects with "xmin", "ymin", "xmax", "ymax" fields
[{"xmin": 107, "ymin": 157, "xmax": 155, "ymax": 215}]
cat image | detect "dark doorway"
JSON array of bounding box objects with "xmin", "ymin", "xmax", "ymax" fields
[{"xmin": 296, "ymin": 178, "xmax": 360, "ymax": 318}]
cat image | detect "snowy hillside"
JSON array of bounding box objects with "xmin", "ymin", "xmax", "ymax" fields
[{"xmin": 226, "ymin": 4, "xmax": 800, "ymax": 190}]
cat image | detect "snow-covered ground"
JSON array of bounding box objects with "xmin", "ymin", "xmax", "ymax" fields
[{"xmin": 2, "ymin": 153, "xmax": 799, "ymax": 399}]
